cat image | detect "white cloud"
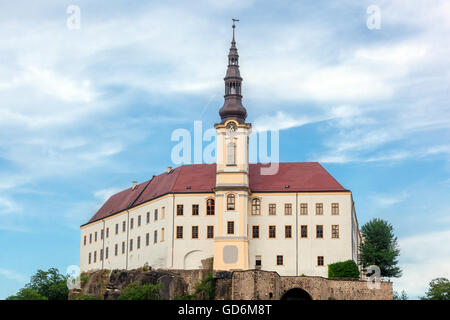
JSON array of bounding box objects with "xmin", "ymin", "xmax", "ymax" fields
[
  {"xmin": 396, "ymin": 230, "xmax": 450, "ymax": 299},
  {"xmin": 371, "ymin": 191, "xmax": 409, "ymax": 207},
  {"xmin": 0, "ymin": 197, "xmax": 21, "ymax": 215},
  {"xmin": 0, "ymin": 268, "xmax": 27, "ymax": 283}
]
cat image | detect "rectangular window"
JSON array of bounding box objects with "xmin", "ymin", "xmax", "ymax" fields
[
  {"xmin": 89, "ymin": 233, "xmax": 92, "ymax": 243},
  {"xmin": 176, "ymin": 226, "xmax": 183, "ymax": 239},
  {"xmin": 162, "ymin": 207, "xmax": 165, "ymax": 219},
  {"xmin": 207, "ymin": 199, "xmax": 215, "ymax": 215},
  {"xmin": 146, "ymin": 233, "xmax": 150, "ymax": 246},
  {"xmin": 115, "ymin": 223, "xmax": 119, "ymax": 234},
  {"xmin": 122, "ymin": 241, "xmax": 125, "ymax": 254},
  {"xmin": 269, "ymin": 204, "xmax": 276, "ymax": 215},
  {"xmin": 138, "ymin": 215, "xmax": 141, "ymax": 227},
  {"xmin": 316, "ymin": 203, "xmax": 323, "ymax": 215},
  {"xmin": 161, "ymin": 228, "xmax": 165, "ymax": 242},
  {"xmin": 300, "ymin": 203, "xmax": 308, "ymax": 215},
  {"xmin": 88, "ymin": 252, "xmax": 91, "ymax": 264},
  {"xmin": 122, "ymin": 221, "xmax": 126, "ymax": 232},
  {"xmin": 255, "ymin": 255, "xmax": 262, "ymax": 269},
  {"xmin": 284, "ymin": 203, "xmax": 292, "ymax": 215},
  {"xmin": 227, "ymin": 195, "xmax": 235, "ymax": 210},
  {"xmin": 94, "ymin": 251, "xmax": 97, "ymax": 263},
  {"xmin": 276, "ymin": 255, "xmax": 283, "ymax": 266},
  {"xmin": 146, "ymin": 212, "xmax": 150, "ymax": 223},
  {"xmin": 177, "ymin": 204, "xmax": 184, "ymax": 216},
  {"xmin": 269, "ymin": 225, "xmax": 276, "ymax": 239},
  {"xmin": 129, "ymin": 239, "xmax": 133, "ymax": 251},
  {"xmin": 130, "ymin": 218, "xmax": 134, "ymax": 229},
  {"xmin": 227, "ymin": 221, "xmax": 235, "ymax": 235},
  {"xmin": 301, "ymin": 225, "xmax": 308, "ymax": 238},
  {"xmin": 106, "ymin": 227, "xmax": 109, "ymax": 238},
  {"xmin": 101, "ymin": 229, "xmax": 104, "ymax": 240},
  {"xmin": 115, "ymin": 244, "xmax": 118, "ymax": 256},
  {"xmin": 84, "ymin": 236, "xmax": 86, "ymax": 246},
  {"xmin": 332, "ymin": 225, "xmax": 339, "ymax": 238},
  {"xmin": 192, "ymin": 226, "xmax": 199, "ymax": 239},
  {"xmin": 252, "ymin": 225, "xmax": 260, "ymax": 239},
  {"xmin": 192, "ymin": 204, "xmax": 199, "ymax": 216},
  {"xmin": 316, "ymin": 225, "xmax": 323, "ymax": 238},
  {"xmin": 95, "ymin": 231, "xmax": 97, "ymax": 242},
  {"xmin": 332, "ymin": 203, "xmax": 339, "ymax": 215},
  {"xmin": 105, "ymin": 247, "xmax": 109, "ymax": 259},
  {"xmin": 137, "ymin": 236, "xmax": 141, "ymax": 249},
  {"xmin": 154, "ymin": 209, "xmax": 158, "ymax": 221},
  {"xmin": 154, "ymin": 230, "xmax": 158, "ymax": 244},
  {"xmin": 317, "ymin": 256, "xmax": 324, "ymax": 266},
  {"xmin": 100, "ymin": 249, "xmax": 103, "ymax": 261},
  {"xmin": 207, "ymin": 226, "xmax": 214, "ymax": 239},
  {"xmin": 285, "ymin": 225, "xmax": 292, "ymax": 238}
]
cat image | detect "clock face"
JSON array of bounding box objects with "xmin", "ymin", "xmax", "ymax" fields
[{"xmin": 227, "ymin": 122, "xmax": 237, "ymax": 132}]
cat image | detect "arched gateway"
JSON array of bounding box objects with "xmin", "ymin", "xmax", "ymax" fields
[{"xmin": 281, "ymin": 288, "xmax": 313, "ymax": 300}]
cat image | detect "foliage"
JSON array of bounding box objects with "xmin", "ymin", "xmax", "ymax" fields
[
  {"xmin": 328, "ymin": 260, "xmax": 360, "ymax": 279},
  {"xmin": 119, "ymin": 281, "xmax": 162, "ymax": 300},
  {"xmin": 6, "ymin": 288, "xmax": 48, "ymax": 300},
  {"xmin": 72, "ymin": 294, "xmax": 102, "ymax": 300},
  {"xmin": 174, "ymin": 292, "xmax": 196, "ymax": 300},
  {"xmin": 194, "ymin": 273, "xmax": 215, "ymax": 300},
  {"xmin": 393, "ymin": 290, "xmax": 408, "ymax": 300},
  {"xmin": 143, "ymin": 263, "xmax": 150, "ymax": 272},
  {"xmin": 359, "ymin": 218, "xmax": 401, "ymax": 278},
  {"xmin": 80, "ymin": 273, "xmax": 88, "ymax": 287},
  {"xmin": 421, "ymin": 278, "xmax": 450, "ymax": 300}
]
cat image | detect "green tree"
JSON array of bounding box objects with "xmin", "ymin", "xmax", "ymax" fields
[
  {"xmin": 6, "ymin": 288, "xmax": 48, "ymax": 300},
  {"xmin": 359, "ymin": 218, "xmax": 401, "ymax": 278},
  {"xmin": 194, "ymin": 273, "xmax": 215, "ymax": 300},
  {"xmin": 393, "ymin": 290, "xmax": 408, "ymax": 300},
  {"xmin": 25, "ymin": 268, "xmax": 69, "ymax": 300},
  {"xmin": 328, "ymin": 260, "xmax": 360, "ymax": 279},
  {"xmin": 119, "ymin": 281, "xmax": 162, "ymax": 300},
  {"xmin": 421, "ymin": 278, "xmax": 450, "ymax": 300}
]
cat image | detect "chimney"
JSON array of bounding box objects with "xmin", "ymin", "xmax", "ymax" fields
[
  {"xmin": 131, "ymin": 181, "xmax": 137, "ymax": 190},
  {"xmin": 167, "ymin": 166, "xmax": 172, "ymax": 173}
]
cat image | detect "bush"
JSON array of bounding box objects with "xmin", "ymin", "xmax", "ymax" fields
[
  {"xmin": 119, "ymin": 281, "xmax": 162, "ymax": 300},
  {"xmin": 328, "ymin": 260, "xmax": 360, "ymax": 279},
  {"xmin": 194, "ymin": 273, "xmax": 215, "ymax": 300},
  {"xmin": 6, "ymin": 288, "xmax": 48, "ymax": 300},
  {"xmin": 72, "ymin": 294, "xmax": 102, "ymax": 300}
]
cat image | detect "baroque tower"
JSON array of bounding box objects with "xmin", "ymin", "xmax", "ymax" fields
[{"xmin": 213, "ymin": 20, "xmax": 252, "ymax": 271}]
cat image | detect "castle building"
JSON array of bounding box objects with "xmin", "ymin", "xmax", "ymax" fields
[{"xmin": 80, "ymin": 24, "xmax": 362, "ymax": 277}]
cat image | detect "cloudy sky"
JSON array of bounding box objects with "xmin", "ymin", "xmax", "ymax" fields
[{"xmin": 0, "ymin": 0, "xmax": 449, "ymax": 299}]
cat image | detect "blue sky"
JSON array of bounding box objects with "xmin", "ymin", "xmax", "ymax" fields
[{"xmin": 1, "ymin": 0, "xmax": 449, "ymax": 299}]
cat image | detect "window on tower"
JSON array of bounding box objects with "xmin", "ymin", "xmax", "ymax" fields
[
  {"xmin": 227, "ymin": 141, "xmax": 236, "ymax": 165},
  {"xmin": 227, "ymin": 194, "xmax": 235, "ymax": 210}
]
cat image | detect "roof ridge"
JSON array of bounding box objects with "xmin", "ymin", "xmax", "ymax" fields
[
  {"xmin": 169, "ymin": 165, "xmax": 184, "ymax": 193},
  {"xmin": 129, "ymin": 177, "xmax": 154, "ymax": 209}
]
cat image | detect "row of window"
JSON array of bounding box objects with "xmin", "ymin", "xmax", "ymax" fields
[
  {"xmin": 255, "ymin": 255, "xmax": 326, "ymax": 267},
  {"xmin": 251, "ymin": 224, "xmax": 340, "ymax": 239},
  {"xmin": 84, "ymin": 208, "xmax": 166, "ymax": 246},
  {"xmin": 175, "ymin": 200, "xmax": 340, "ymax": 216},
  {"xmin": 251, "ymin": 200, "xmax": 340, "ymax": 216},
  {"xmin": 173, "ymin": 224, "xmax": 340, "ymax": 239},
  {"xmin": 88, "ymin": 229, "xmax": 165, "ymax": 264}
]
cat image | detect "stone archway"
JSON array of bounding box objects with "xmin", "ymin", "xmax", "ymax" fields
[
  {"xmin": 183, "ymin": 250, "xmax": 204, "ymax": 269},
  {"xmin": 281, "ymin": 288, "xmax": 313, "ymax": 300}
]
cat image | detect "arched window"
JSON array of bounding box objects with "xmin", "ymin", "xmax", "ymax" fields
[
  {"xmin": 206, "ymin": 198, "xmax": 215, "ymax": 216},
  {"xmin": 227, "ymin": 141, "xmax": 236, "ymax": 165},
  {"xmin": 252, "ymin": 198, "xmax": 261, "ymax": 215},
  {"xmin": 230, "ymin": 82, "xmax": 236, "ymax": 94},
  {"xmin": 227, "ymin": 194, "xmax": 235, "ymax": 210}
]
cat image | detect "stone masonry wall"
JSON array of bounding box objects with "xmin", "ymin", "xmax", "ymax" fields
[{"xmin": 232, "ymin": 270, "xmax": 393, "ymax": 300}]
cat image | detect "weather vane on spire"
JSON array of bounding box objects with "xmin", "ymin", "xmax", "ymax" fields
[{"xmin": 232, "ymin": 18, "xmax": 239, "ymax": 41}]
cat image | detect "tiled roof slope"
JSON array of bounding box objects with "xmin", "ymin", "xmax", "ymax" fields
[{"xmin": 84, "ymin": 162, "xmax": 347, "ymax": 225}]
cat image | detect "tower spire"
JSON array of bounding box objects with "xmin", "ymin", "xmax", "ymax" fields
[{"xmin": 219, "ymin": 19, "xmax": 247, "ymax": 124}]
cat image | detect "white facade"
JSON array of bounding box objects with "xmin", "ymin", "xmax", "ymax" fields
[{"xmin": 80, "ymin": 190, "xmax": 361, "ymax": 277}]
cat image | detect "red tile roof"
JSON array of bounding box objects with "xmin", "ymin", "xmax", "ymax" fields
[{"xmin": 84, "ymin": 162, "xmax": 347, "ymax": 225}]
